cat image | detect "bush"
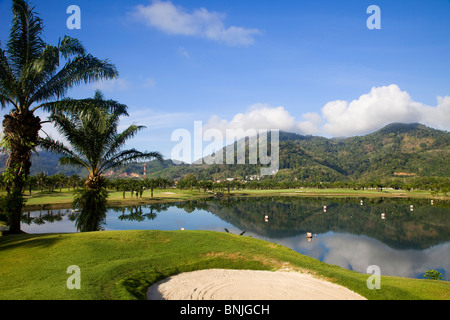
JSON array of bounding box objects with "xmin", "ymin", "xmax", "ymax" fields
[{"xmin": 423, "ymin": 269, "xmax": 443, "ymax": 280}]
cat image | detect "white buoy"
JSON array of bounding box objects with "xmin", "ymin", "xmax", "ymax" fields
[{"xmin": 360, "ymin": 200, "xmax": 364, "ymax": 206}]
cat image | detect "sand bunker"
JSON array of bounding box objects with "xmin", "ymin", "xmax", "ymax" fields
[{"xmin": 147, "ymin": 269, "xmax": 366, "ymax": 300}]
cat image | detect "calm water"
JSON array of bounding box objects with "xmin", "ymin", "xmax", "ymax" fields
[{"xmin": 21, "ymin": 196, "xmax": 450, "ymax": 280}]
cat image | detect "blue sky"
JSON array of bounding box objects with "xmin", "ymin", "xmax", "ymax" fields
[{"xmin": 1, "ymin": 0, "xmax": 450, "ymax": 160}]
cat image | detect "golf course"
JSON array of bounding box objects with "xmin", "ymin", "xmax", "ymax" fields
[{"xmin": 1, "ymin": 188, "xmax": 449, "ymax": 300}]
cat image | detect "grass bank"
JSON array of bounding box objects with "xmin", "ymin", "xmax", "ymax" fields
[{"xmin": 0, "ymin": 230, "xmax": 448, "ymax": 300}]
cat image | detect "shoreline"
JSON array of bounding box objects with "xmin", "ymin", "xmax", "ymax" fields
[{"xmin": 21, "ymin": 188, "xmax": 449, "ymax": 210}]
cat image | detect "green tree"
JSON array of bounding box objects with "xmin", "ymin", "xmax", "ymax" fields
[
  {"xmin": 40, "ymin": 91, "xmax": 162, "ymax": 231},
  {"xmin": 35, "ymin": 172, "xmax": 48, "ymax": 192},
  {"xmin": 25, "ymin": 175, "xmax": 37, "ymax": 195},
  {"xmin": 179, "ymin": 174, "xmax": 197, "ymax": 190},
  {"xmin": 68, "ymin": 174, "xmax": 81, "ymax": 190},
  {"xmin": 423, "ymin": 270, "xmax": 443, "ymax": 281},
  {"xmin": 0, "ymin": 0, "xmax": 118, "ymax": 233},
  {"xmin": 144, "ymin": 178, "xmax": 158, "ymax": 197}
]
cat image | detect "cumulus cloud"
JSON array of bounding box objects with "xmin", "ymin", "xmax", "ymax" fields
[
  {"xmin": 319, "ymin": 84, "xmax": 450, "ymax": 136},
  {"xmin": 132, "ymin": 0, "xmax": 260, "ymax": 46},
  {"xmin": 203, "ymin": 103, "xmax": 298, "ymax": 139},
  {"xmin": 204, "ymin": 84, "xmax": 450, "ymax": 138}
]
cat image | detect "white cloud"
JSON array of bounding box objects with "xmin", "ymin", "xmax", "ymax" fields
[
  {"xmin": 204, "ymin": 85, "xmax": 450, "ymax": 138},
  {"xmin": 132, "ymin": 0, "xmax": 260, "ymax": 46},
  {"xmin": 320, "ymin": 84, "xmax": 450, "ymax": 136},
  {"xmin": 119, "ymin": 109, "xmax": 195, "ymax": 131},
  {"xmin": 92, "ymin": 78, "xmax": 130, "ymax": 92},
  {"xmin": 204, "ymin": 104, "xmax": 298, "ymax": 139},
  {"xmin": 297, "ymin": 112, "xmax": 323, "ymax": 135}
]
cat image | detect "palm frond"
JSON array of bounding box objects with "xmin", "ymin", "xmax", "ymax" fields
[
  {"xmin": 0, "ymin": 44, "xmax": 19, "ymax": 109},
  {"xmin": 47, "ymin": 112, "xmax": 91, "ymax": 157},
  {"xmin": 41, "ymin": 97, "xmax": 104, "ymax": 119},
  {"xmin": 99, "ymin": 149, "xmax": 163, "ymax": 174},
  {"xmin": 21, "ymin": 44, "xmax": 60, "ymax": 102},
  {"xmin": 38, "ymin": 136, "xmax": 70, "ymax": 155},
  {"xmin": 0, "ymin": 87, "xmax": 17, "ymax": 109},
  {"xmin": 38, "ymin": 135, "xmax": 91, "ymax": 173},
  {"xmin": 7, "ymin": 0, "xmax": 45, "ymax": 76},
  {"xmin": 102, "ymin": 124, "xmax": 145, "ymax": 161},
  {"xmin": 59, "ymin": 155, "xmax": 91, "ymax": 172},
  {"xmin": 43, "ymin": 91, "xmax": 162, "ymax": 179},
  {"xmin": 58, "ymin": 36, "xmax": 85, "ymax": 59},
  {"xmin": 30, "ymin": 54, "xmax": 118, "ymax": 105}
]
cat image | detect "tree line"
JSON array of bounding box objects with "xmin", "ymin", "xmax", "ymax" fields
[{"xmin": 12, "ymin": 172, "xmax": 449, "ymax": 197}]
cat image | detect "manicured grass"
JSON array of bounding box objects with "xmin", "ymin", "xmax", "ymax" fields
[
  {"xmin": 0, "ymin": 230, "xmax": 448, "ymax": 300},
  {"xmin": 19, "ymin": 188, "xmax": 213, "ymax": 208},
  {"xmin": 16, "ymin": 187, "xmax": 447, "ymax": 209}
]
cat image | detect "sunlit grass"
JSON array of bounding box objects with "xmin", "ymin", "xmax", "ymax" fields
[
  {"xmin": 1, "ymin": 230, "xmax": 448, "ymax": 300},
  {"xmin": 12, "ymin": 186, "xmax": 444, "ymax": 209}
]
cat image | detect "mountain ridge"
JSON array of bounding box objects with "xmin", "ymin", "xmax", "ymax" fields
[{"xmin": 2, "ymin": 122, "xmax": 448, "ymax": 182}]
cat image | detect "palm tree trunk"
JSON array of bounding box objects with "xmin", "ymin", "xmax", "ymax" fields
[
  {"xmin": 2, "ymin": 111, "xmax": 41, "ymax": 234},
  {"xmin": 84, "ymin": 174, "xmax": 104, "ymax": 189},
  {"xmin": 74, "ymin": 174, "xmax": 108, "ymax": 232}
]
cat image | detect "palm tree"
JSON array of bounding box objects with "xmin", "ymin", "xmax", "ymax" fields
[
  {"xmin": 0, "ymin": 0, "xmax": 118, "ymax": 233},
  {"xmin": 144, "ymin": 178, "xmax": 159, "ymax": 198},
  {"xmin": 40, "ymin": 91, "xmax": 163, "ymax": 231}
]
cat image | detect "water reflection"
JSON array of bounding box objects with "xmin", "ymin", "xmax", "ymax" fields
[
  {"xmin": 20, "ymin": 197, "xmax": 450, "ymax": 280},
  {"xmin": 207, "ymin": 197, "xmax": 450, "ymax": 250},
  {"xmin": 268, "ymin": 232, "xmax": 450, "ymax": 280}
]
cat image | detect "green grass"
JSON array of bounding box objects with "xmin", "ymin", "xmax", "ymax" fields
[
  {"xmin": 14, "ymin": 186, "xmax": 447, "ymax": 209},
  {"xmin": 19, "ymin": 188, "xmax": 213, "ymax": 208},
  {"xmin": 1, "ymin": 230, "xmax": 448, "ymax": 300}
]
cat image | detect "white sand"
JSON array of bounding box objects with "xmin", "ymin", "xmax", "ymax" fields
[{"xmin": 147, "ymin": 269, "xmax": 366, "ymax": 300}]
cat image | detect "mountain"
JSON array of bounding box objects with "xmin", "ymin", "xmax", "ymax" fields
[
  {"xmin": 0, "ymin": 150, "xmax": 87, "ymax": 177},
  {"xmin": 2, "ymin": 123, "xmax": 449, "ymax": 182},
  {"xmin": 145, "ymin": 122, "xmax": 450, "ymax": 182},
  {"xmin": 273, "ymin": 122, "xmax": 450, "ymax": 181}
]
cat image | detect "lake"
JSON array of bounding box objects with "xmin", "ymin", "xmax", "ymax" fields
[{"xmin": 20, "ymin": 196, "xmax": 450, "ymax": 281}]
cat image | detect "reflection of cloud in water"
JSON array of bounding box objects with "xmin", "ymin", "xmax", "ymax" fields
[
  {"xmin": 267, "ymin": 232, "xmax": 450, "ymax": 280},
  {"xmin": 21, "ymin": 205, "xmax": 450, "ymax": 281}
]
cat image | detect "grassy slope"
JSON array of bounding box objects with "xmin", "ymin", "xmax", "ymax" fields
[{"xmin": 1, "ymin": 230, "xmax": 449, "ymax": 300}]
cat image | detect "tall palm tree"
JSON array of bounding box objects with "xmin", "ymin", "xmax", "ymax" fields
[
  {"xmin": 0, "ymin": 0, "xmax": 118, "ymax": 233},
  {"xmin": 40, "ymin": 91, "xmax": 163, "ymax": 231}
]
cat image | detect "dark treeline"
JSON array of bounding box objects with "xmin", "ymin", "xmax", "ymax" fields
[{"xmin": 9, "ymin": 172, "xmax": 449, "ymax": 197}]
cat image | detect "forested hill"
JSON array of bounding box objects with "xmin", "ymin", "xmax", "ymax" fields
[
  {"xmin": 274, "ymin": 122, "xmax": 450, "ymax": 182},
  {"xmin": 147, "ymin": 122, "xmax": 450, "ymax": 182},
  {"xmin": 4, "ymin": 122, "xmax": 449, "ymax": 183}
]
